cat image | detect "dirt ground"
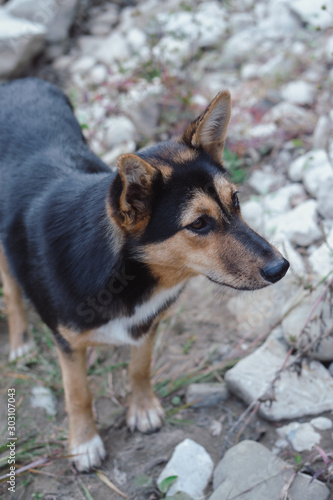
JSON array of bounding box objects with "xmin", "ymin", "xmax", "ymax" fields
[{"xmin": 1, "ymin": 276, "xmax": 333, "ymax": 499}]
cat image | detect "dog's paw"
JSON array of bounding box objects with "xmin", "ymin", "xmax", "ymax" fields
[
  {"xmin": 9, "ymin": 341, "xmax": 36, "ymax": 362},
  {"xmin": 127, "ymin": 393, "xmax": 165, "ymax": 433},
  {"xmin": 71, "ymin": 434, "xmax": 106, "ymax": 472}
]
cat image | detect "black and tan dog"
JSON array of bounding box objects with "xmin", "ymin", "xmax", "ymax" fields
[{"xmin": 0, "ymin": 78, "xmax": 289, "ymax": 470}]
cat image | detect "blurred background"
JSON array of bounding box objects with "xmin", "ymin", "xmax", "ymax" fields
[{"xmin": 1, "ymin": 1, "xmax": 333, "ymax": 499}]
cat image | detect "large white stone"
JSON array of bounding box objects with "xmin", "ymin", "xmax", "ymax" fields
[
  {"xmin": 156, "ymin": 2, "xmax": 226, "ymax": 50},
  {"xmin": 210, "ymin": 440, "xmax": 329, "ymax": 500},
  {"xmin": 263, "ymin": 102, "xmax": 317, "ymax": 135},
  {"xmin": 0, "ymin": 10, "xmax": 46, "ymax": 78},
  {"xmin": 309, "ymin": 227, "xmax": 333, "ymax": 278},
  {"xmin": 289, "ymin": 150, "xmax": 331, "ymax": 182},
  {"xmin": 268, "ymin": 199, "xmax": 321, "ymax": 247},
  {"xmin": 225, "ymin": 330, "xmax": 333, "ymax": 420},
  {"xmin": 317, "ymin": 177, "xmax": 333, "ymax": 219},
  {"xmin": 282, "ymin": 285, "xmax": 333, "ymax": 361},
  {"xmin": 302, "ymin": 154, "xmax": 333, "ymax": 198},
  {"xmin": 281, "ymin": 80, "xmax": 316, "ymax": 106},
  {"xmin": 88, "ymin": 64, "xmax": 108, "ymax": 86},
  {"xmin": 248, "ymin": 166, "xmax": 283, "ymax": 195},
  {"xmin": 6, "ymin": 0, "xmax": 79, "ymax": 43},
  {"xmin": 312, "ymin": 116, "xmax": 331, "ymax": 150},
  {"xmin": 157, "ymin": 439, "xmax": 214, "ymax": 500},
  {"xmin": 153, "ymin": 36, "xmax": 193, "ymax": 68},
  {"xmin": 288, "ymin": 0, "xmax": 333, "ymax": 30},
  {"xmin": 104, "ymin": 116, "xmax": 136, "ymax": 149},
  {"xmin": 95, "ymin": 32, "xmax": 131, "ymax": 65}
]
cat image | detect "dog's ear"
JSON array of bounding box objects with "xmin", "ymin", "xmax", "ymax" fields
[
  {"xmin": 110, "ymin": 153, "xmax": 157, "ymax": 232},
  {"xmin": 182, "ymin": 90, "xmax": 231, "ymax": 163}
]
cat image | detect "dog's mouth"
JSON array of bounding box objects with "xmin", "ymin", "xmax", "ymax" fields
[{"xmin": 207, "ymin": 276, "xmax": 270, "ymax": 292}]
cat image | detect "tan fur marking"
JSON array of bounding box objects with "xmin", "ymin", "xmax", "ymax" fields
[
  {"xmin": 158, "ymin": 163, "xmax": 173, "ymax": 180},
  {"xmin": 56, "ymin": 346, "xmax": 97, "ymax": 451},
  {"xmin": 180, "ymin": 190, "xmax": 222, "ymax": 227},
  {"xmin": 0, "ymin": 244, "xmax": 31, "ymax": 357},
  {"xmin": 213, "ymin": 176, "xmax": 237, "ymax": 210},
  {"xmin": 127, "ymin": 323, "xmax": 164, "ymax": 432},
  {"xmin": 58, "ymin": 326, "xmax": 102, "ymax": 350}
]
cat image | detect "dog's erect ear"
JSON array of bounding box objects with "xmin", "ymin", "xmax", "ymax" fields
[
  {"xmin": 111, "ymin": 153, "xmax": 157, "ymax": 231},
  {"xmin": 182, "ymin": 90, "xmax": 231, "ymax": 163}
]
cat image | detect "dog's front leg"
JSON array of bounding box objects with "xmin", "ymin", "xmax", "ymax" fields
[
  {"xmin": 56, "ymin": 345, "xmax": 106, "ymax": 471},
  {"xmin": 127, "ymin": 324, "xmax": 164, "ymax": 433}
]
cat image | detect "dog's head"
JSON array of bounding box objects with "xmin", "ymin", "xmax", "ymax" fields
[{"xmin": 109, "ymin": 91, "xmax": 289, "ymax": 290}]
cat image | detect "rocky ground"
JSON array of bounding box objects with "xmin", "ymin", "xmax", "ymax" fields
[{"xmin": 1, "ymin": 0, "xmax": 333, "ymax": 499}]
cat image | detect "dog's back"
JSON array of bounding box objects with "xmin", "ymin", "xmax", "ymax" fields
[{"xmin": 0, "ymin": 78, "xmax": 115, "ymax": 329}]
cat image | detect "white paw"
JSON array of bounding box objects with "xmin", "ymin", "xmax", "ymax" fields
[
  {"xmin": 127, "ymin": 395, "xmax": 165, "ymax": 433},
  {"xmin": 71, "ymin": 434, "xmax": 106, "ymax": 472},
  {"xmin": 9, "ymin": 341, "xmax": 35, "ymax": 361}
]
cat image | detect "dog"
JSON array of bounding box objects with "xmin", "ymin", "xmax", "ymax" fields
[{"xmin": 0, "ymin": 77, "xmax": 289, "ymax": 471}]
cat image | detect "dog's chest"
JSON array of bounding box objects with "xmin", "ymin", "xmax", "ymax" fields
[{"xmin": 93, "ymin": 283, "xmax": 184, "ymax": 345}]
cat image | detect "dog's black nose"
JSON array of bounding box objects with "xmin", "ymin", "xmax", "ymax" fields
[{"xmin": 260, "ymin": 258, "xmax": 290, "ymax": 284}]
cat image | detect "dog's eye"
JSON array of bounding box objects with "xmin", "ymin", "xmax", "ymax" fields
[
  {"xmin": 232, "ymin": 192, "xmax": 239, "ymax": 209},
  {"xmin": 191, "ymin": 218, "xmax": 205, "ymax": 230}
]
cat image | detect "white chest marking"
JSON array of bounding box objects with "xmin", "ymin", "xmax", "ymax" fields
[{"xmin": 94, "ymin": 283, "xmax": 184, "ymax": 346}]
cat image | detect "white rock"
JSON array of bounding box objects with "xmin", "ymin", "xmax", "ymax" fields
[
  {"xmin": 157, "ymin": 439, "xmax": 214, "ymax": 500},
  {"xmin": 156, "ymin": 2, "xmax": 226, "ymax": 49},
  {"xmin": 186, "ymin": 382, "xmax": 229, "ymax": 408},
  {"xmin": 257, "ymin": 52, "xmax": 296, "ymax": 80},
  {"xmin": 0, "ymin": 10, "xmax": 46, "ymax": 78},
  {"xmin": 30, "ymin": 386, "xmax": 57, "ymax": 416},
  {"xmin": 88, "ymin": 64, "xmax": 108, "ymax": 86},
  {"xmin": 288, "ymin": 0, "xmax": 333, "ymax": 30},
  {"xmin": 211, "ymin": 440, "xmax": 329, "ymax": 500},
  {"xmin": 248, "ymin": 165, "xmax": 283, "ymax": 195},
  {"xmin": 225, "ymin": 330, "xmax": 333, "ymax": 421},
  {"xmin": 126, "ymin": 28, "xmax": 147, "ymax": 53},
  {"xmin": 95, "ymin": 32, "xmax": 131, "ymax": 65},
  {"xmin": 270, "ymin": 199, "xmax": 321, "ymax": 247},
  {"xmin": 311, "ymin": 417, "xmax": 333, "ymax": 430},
  {"xmin": 104, "ymin": 116, "xmax": 136, "ymax": 149},
  {"xmin": 153, "ymin": 36, "xmax": 193, "ymax": 68},
  {"xmin": 241, "ymin": 198, "xmax": 265, "ymax": 233},
  {"xmin": 289, "ymin": 150, "xmax": 331, "ymax": 182},
  {"xmin": 71, "ymin": 55, "xmax": 96, "ymax": 76},
  {"xmin": 302, "ymin": 154, "xmax": 333, "ymax": 197},
  {"xmin": 281, "ymin": 80, "xmax": 316, "ymax": 106},
  {"xmin": 241, "ymin": 63, "xmax": 260, "ymax": 80},
  {"xmin": 263, "ymin": 102, "xmax": 317, "ymax": 135},
  {"xmin": 282, "ymin": 285, "xmax": 333, "ymax": 361},
  {"xmin": 312, "ymin": 116, "xmax": 331, "ymax": 150},
  {"xmin": 277, "ymin": 422, "xmax": 321, "ymax": 451},
  {"xmin": 6, "ymin": 0, "xmax": 79, "ymax": 43},
  {"xmin": 326, "ymin": 35, "xmax": 333, "ymax": 63},
  {"xmin": 317, "ymin": 177, "xmax": 333, "ymax": 219},
  {"xmin": 309, "ymin": 227, "xmax": 333, "ymax": 277},
  {"xmin": 264, "ymin": 184, "xmax": 305, "ymax": 216}
]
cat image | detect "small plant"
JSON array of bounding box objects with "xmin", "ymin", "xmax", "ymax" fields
[
  {"xmin": 223, "ymin": 147, "xmax": 247, "ymax": 184},
  {"xmin": 159, "ymin": 476, "xmax": 178, "ymax": 497}
]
